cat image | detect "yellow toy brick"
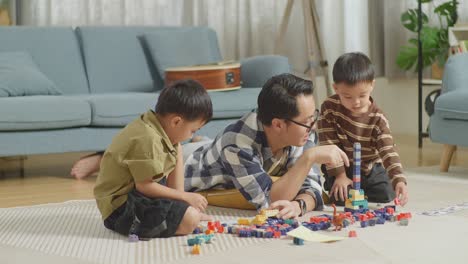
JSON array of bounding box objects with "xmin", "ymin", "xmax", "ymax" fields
[
  {"xmin": 191, "ymin": 244, "xmax": 200, "ymax": 255},
  {"xmin": 260, "ymin": 209, "xmax": 279, "ymax": 218},
  {"xmin": 251, "ymin": 214, "xmax": 267, "ymax": 225},
  {"xmin": 237, "ymin": 218, "xmax": 250, "ymax": 225}
]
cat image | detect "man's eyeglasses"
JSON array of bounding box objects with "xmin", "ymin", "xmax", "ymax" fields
[{"xmin": 285, "ymin": 109, "xmax": 320, "ymax": 132}]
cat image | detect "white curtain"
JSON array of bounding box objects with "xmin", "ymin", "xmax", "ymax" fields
[
  {"xmin": 19, "ymin": 0, "xmax": 310, "ymax": 72},
  {"xmin": 19, "ymin": 0, "xmax": 468, "ymax": 79}
]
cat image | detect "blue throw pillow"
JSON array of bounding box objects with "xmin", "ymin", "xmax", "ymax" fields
[
  {"xmin": 143, "ymin": 28, "xmax": 222, "ymax": 80},
  {"xmin": 0, "ymin": 52, "xmax": 62, "ymax": 97}
]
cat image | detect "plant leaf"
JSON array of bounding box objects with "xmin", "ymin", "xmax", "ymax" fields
[
  {"xmin": 396, "ymin": 45, "xmax": 419, "ymax": 71},
  {"xmin": 401, "ymin": 9, "xmax": 428, "ymax": 32}
]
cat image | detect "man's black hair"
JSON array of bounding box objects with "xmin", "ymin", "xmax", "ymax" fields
[{"xmin": 257, "ymin": 73, "xmax": 314, "ymax": 125}]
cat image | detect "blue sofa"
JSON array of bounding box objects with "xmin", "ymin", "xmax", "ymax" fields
[
  {"xmin": 429, "ymin": 53, "xmax": 468, "ymax": 172},
  {"xmin": 0, "ymin": 26, "xmax": 290, "ymax": 159}
]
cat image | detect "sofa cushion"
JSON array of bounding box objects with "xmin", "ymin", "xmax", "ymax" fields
[
  {"xmin": 435, "ymin": 91, "xmax": 468, "ymax": 121},
  {"xmin": 0, "ymin": 52, "xmax": 62, "ymax": 97},
  {"xmin": 72, "ymin": 93, "xmax": 159, "ymax": 127},
  {"xmin": 0, "ymin": 27, "xmax": 89, "ymax": 94},
  {"xmin": 143, "ymin": 27, "xmax": 222, "ymax": 81},
  {"xmin": 0, "ymin": 96, "xmax": 91, "ymax": 131},
  {"xmin": 210, "ymin": 88, "xmax": 261, "ymax": 119},
  {"xmin": 76, "ymin": 26, "xmax": 158, "ymax": 94}
]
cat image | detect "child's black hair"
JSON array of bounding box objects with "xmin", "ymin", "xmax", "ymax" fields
[
  {"xmin": 332, "ymin": 52, "xmax": 374, "ymax": 85},
  {"xmin": 155, "ymin": 79, "xmax": 212, "ymax": 122}
]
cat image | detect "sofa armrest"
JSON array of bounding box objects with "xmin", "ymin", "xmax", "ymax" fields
[
  {"xmin": 441, "ymin": 53, "xmax": 468, "ymax": 94},
  {"xmin": 240, "ymin": 55, "xmax": 290, "ymax": 88}
]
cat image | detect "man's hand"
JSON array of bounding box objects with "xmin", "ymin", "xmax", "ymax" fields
[
  {"xmin": 306, "ymin": 145, "xmax": 350, "ymax": 168},
  {"xmin": 330, "ymin": 173, "xmax": 352, "ymax": 201},
  {"xmin": 269, "ymin": 200, "xmax": 301, "ymax": 219},
  {"xmin": 395, "ymin": 181, "xmax": 408, "ymax": 206},
  {"xmin": 182, "ymin": 192, "xmax": 208, "ymax": 212}
]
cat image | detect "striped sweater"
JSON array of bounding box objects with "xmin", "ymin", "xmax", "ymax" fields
[{"xmin": 317, "ymin": 94, "xmax": 406, "ymax": 189}]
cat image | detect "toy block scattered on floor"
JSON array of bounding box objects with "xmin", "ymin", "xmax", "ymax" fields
[
  {"xmin": 293, "ymin": 237, "xmax": 305, "ymax": 245},
  {"xmin": 191, "ymin": 244, "xmax": 200, "ymax": 255},
  {"xmin": 260, "ymin": 209, "xmax": 279, "ymax": 218}
]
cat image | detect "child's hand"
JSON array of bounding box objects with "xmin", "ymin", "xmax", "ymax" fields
[
  {"xmin": 395, "ymin": 181, "xmax": 408, "ymax": 206},
  {"xmin": 330, "ymin": 173, "xmax": 352, "ymax": 201},
  {"xmin": 307, "ymin": 145, "xmax": 350, "ymax": 168},
  {"xmin": 182, "ymin": 192, "xmax": 208, "ymax": 212}
]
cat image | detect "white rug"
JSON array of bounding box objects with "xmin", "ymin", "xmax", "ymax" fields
[
  {"xmin": 0, "ymin": 201, "xmax": 268, "ymax": 264},
  {"xmin": 1, "ymin": 167, "xmax": 468, "ymax": 264}
]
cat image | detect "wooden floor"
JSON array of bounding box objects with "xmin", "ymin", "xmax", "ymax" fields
[{"xmin": 1, "ymin": 134, "xmax": 467, "ymax": 208}]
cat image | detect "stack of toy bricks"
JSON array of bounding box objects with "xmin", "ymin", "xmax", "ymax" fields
[{"xmin": 345, "ymin": 143, "xmax": 368, "ymax": 213}]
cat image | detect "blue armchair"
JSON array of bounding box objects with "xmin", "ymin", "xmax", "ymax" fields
[{"xmin": 429, "ymin": 53, "xmax": 468, "ymax": 172}]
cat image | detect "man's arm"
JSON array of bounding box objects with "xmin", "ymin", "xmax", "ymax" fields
[
  {"xmin": 220, "ymin": 146, "xmax": 274, "ymax": 209},
  {"xmin": 269, "ymin": 145, "xmax": 349, "ymax": 203}
]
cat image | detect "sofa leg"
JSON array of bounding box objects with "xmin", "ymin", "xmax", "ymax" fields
[{"xmin": 440, "ymin": 144, "xmax": 457, "ymax": 172}]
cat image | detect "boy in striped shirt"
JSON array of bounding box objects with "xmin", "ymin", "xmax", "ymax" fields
[{"xmin": 317, "ymin": 52, "xmax": 408, "ymax": 206}]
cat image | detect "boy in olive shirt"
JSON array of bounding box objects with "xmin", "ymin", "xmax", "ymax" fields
[{"xmin": 94, "ymin": 80, "xmax": 213, "ymax": 239}]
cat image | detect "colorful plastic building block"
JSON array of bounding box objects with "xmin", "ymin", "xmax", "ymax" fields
[
  {"xmin": 237, "ymin": 218, "xmax": 250, "ymax": 225},
  {"xmin": 128, "ymin": 234, "xmax": 139, "ymax": 242},
  {"xmin": 348, "ymin": 230, "xmax": 357, "ymax": 237},
  {"xmin": 260, "ymin": 209, "xmax": 280, "ymax": 218},
  {"xmin": 344, "ymin": 143, "xmax": 369, "ymax": 213},
  {"xmin": 293, "ymin": 237, "xmax": 305, "ymax": 245},
  {"xmin": 399, "ymin": 218, "xmax": 409, "ymax": 226},
  {"xmin": 191, "ymin": 244, "xmax": 200, "ymax": 255}
]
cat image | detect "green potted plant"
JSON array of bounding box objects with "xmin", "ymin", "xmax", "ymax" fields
[{"xmin": 396, "ymin": 0, "xmax": 458, "ymax": 78}]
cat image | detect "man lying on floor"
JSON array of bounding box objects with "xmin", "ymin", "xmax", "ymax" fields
[{"xmin": 183, "ymin": 73, "xmax": 348, "ymax": 219}]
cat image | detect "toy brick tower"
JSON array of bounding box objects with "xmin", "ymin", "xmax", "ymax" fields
[{"xmin": 344, "ymin": 142, "xmax": 368, "ymax": 213}]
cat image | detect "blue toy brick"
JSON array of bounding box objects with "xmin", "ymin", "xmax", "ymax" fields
[
  {"xmin": 354, "ymin": 182, "xmax": 361, "ymax": 190},
  {"xmin": 377, "ymin": 217, "xmax": 386, "ymax": 224},
  {"xmin": 310, "ymin": 224, "xmax": 319, "ymax": 231},
  {"xmin": 293, "ymin": 237, "xmax": 305, "ymax": 245},
  {"xmin": 342, "ymin": 219, "xmax": 350, "ymax": 228},
  {"xmin": 128, "ymin": 234, "xmax": 139, "ymax": 242},
  {"xmin": 368, "ymin": 219, "xmax": 376, "ymax": 226},
  {"xmin": 264, "ymin": 232, "xmax": 273, "ymax": 238},
  {"xmin": 360, "ymin": 221, "xmax": 368, "ymax": 228}
]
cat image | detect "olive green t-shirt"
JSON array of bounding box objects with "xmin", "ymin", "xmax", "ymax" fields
[{"xmin": 94, "ymin": 110, "xmax": 178, "ymax": 220}]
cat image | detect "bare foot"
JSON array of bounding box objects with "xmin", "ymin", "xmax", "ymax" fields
[
  {"xmin": 200, "ymin": 212, "xmax": 214, "ymax": 221},
  {"xmin": 70, "ymin": 153, "xmax": 102, "ymax": 179}
]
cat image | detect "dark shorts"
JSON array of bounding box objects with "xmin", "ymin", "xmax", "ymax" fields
[
  {"xmin": 103, "ymin": 189, "xmax": 189, "ymax": 239},
  {"xmin": 322, "ymin": 163, "xmax": 395, "ymax": 204}
]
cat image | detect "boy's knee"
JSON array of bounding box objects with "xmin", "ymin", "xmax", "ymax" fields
[{"xmin": 177, "ymin": 206, "xmax": 201, "ymax": 235}]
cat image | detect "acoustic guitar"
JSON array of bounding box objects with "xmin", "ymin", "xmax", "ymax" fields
[{"xmin": 165, "ymin": 61, "xmax": 241, "ymax": 92}]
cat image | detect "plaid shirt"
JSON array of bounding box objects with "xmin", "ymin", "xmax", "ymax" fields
[{"xmin": 184, "ymin": 111, "xmax": 324, "ymax": 210}]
